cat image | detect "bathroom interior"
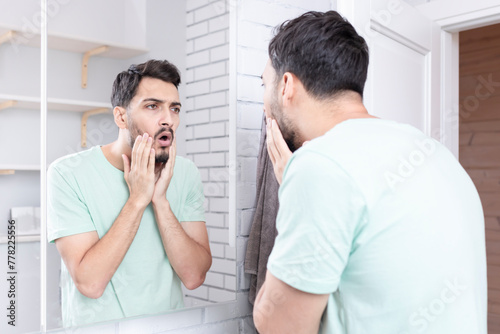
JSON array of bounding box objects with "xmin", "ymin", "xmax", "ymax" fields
[{"xmin": 0, "ymin": 0, "xmax": 498, "ymax": 333}]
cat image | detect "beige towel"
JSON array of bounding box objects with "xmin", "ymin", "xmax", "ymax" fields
[{"xmin": 244, "ymin": 116, "xmax": 280, "ymax": 305}]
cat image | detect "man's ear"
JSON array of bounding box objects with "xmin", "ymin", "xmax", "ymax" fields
[
  {"xmin": 114, "ymin": 106, "xmax": 128, "ymax": 129},
  {"xmin": 281, "ymin": 72, "xmax": 296, "ymax": 107}
]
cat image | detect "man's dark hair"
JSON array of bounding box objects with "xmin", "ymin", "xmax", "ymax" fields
[
  {"xmin": 111, "ymin": 59, "xmax": 181, "ymax": 108},
  {"xmin": 268, "ymin": 11, "xmax": 369, "ymax": 99}
]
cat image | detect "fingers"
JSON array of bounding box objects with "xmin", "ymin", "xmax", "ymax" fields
[
  {"xmin": 159, "ymin": 139, "xmax": 177, "ymax": 181},
  {"xmin": 266, "ymin": 119, "xmax": 278, "ymax": 165},
  {"xmin": 140, "ymin": 135, "xmax": 153, "ymax": 170},
  {"xmin": 152, "ymin": 140, "xmax": 176, "ymax": 202},
  {"xmin": 131, "ymin": 135, "xmax": 142, "ymax": 168},
  {"xmin": 270, "ymin": 119, "xmax": 290, "ymax": 158},
  {"xmin": 132, "ymin": 133, "xmax": 153, "ymax": 171},
  {"xmin": 266, "ymin": 118, "xmax": 293, "ymax": 185},
  {"xmin": 167, "ymin": 139, "xmax": 177, "ymax": 172},
  {"xmin": 148, "ymin": 148, "xmax": 155, "ymax": 173},
  {"xmin": 142, "ymin": 137, "xmax": 153, "ymax": 170}
]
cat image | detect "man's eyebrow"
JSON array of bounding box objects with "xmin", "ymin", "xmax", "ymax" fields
[
  {"xmin": 142, "ymin": 98, "xmax": 165, "ymax": 104},
  {"xmin": 142, "ymin": 98, "xmax": 182, "ymax": 107}
]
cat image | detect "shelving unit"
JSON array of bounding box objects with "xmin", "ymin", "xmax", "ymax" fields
[
  {"xmin": 0, "ymin": 94, "xmax": 111, "ymax": 112},
  {"xmin": 0, "ymin": 26, "xmax": 148, "ymax": 58},
  {"xmin": 0, "ymin": 165, "xmax": 40, "ymax": 174},
  {"xmin": 1, "ymin": 24, "xmax": 148, "ymax": 89},
  {"xmin": 0, "ymin": 93, "xmax": 112, "ymax": 149},
  {"xmin": 0, "ymin": 235, "xmax": 40, "ymax": 244},
  {"xmin": 0, "ymin": 21, "xmax": 149, "ymax": 153}
]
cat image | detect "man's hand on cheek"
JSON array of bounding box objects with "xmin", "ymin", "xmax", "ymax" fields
[
  {"xmin": 266, "ymin": 118, "xmax": 292, "ymax": 185},
  {"xmin": 122, "ymin": 133, "xmax": 156, "ymax": 208},
  {"xmin": 152, "ymin": 138, "xmax": 177, "ymax": 205}
]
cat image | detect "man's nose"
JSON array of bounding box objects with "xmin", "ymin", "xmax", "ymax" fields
[{"xmin": 159, "ymin": 109, "xmax": 173, "ymax": 127}]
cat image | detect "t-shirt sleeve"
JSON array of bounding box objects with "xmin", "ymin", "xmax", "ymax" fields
[
  {"xmin": 47, "ymin": 164, "xmax": 96, "ymax": 243},
  {"xmin": 267, "ymin": 150, "xmax": 366, "ymax": 295},
  {"xmin": 177, "ymin": 162, "xmax": 206, "ymax": 223}
]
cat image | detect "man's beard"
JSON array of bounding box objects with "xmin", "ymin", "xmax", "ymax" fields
[
  {"xmin": 127, "ymin": 119, "xmax": 174, "ymax": 163},
  {"xmin": 269, "ymin": 91, "xmax": 300, "ymax": 152}
]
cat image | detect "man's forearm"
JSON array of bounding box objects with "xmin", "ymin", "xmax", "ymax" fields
[
  {"xmin": 72, "ymin": 199, "xmax": 146, "ymax": 298},
  {"xmin": 152, "ymin": 198, "xmax": 212, "ymax": 289}
]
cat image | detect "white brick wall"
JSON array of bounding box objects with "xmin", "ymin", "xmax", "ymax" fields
[
  {"xmin": 206, "ymin": 212, "xmax": 225, "ymax": 228},
  {"xmin": 186, "ymin": 141, "xmax": 210, "ymax": 154},
  {"xmin": 210, "ymin": 227, "xmax": 229, "ymax": 243},
  {"xmin": 184, "ymin": 0, "xmax": 233, "ymax": 306},
  {"xmin": 239, "ymin": 209, "xmax": 255, "ymax": 237},
  {"xmin": 210, "ymin": 242, "xmax": 225, "ymax": 258},
  {"xmin": 211, "ymin": 105, "xmax": 229, "ymax": 122},
  {"xmin": 205, "ymin": 272, "xmax": 225, "ymax": 288}
]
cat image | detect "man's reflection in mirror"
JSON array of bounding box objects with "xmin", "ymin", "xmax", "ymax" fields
[{"xmin": 47, "ymin": 59, "xmax": 212, "ymax": 327}]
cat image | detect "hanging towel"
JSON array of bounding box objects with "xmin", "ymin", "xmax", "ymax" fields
[{"xmin": 244, "ymin": 115, "xmax": 280, "ymax": 305}]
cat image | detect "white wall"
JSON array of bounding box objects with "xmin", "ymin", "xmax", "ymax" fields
[
  {"xmin": 403, "ymin": 0, "xmax": 435, "ymax": 6},
  {"xmin": 182, "ymin": 0, "xmax": 234, "ymax": 306}
]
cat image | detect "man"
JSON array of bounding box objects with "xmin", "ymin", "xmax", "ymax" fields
[
  {"xmin": 253, "ymin": 11, "xmax": 487, "ymax": 334},
  {"xmin": 47, "ymin": 59, "xmax": 212, "ymax": 327}
]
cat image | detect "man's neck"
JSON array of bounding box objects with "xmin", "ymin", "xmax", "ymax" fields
[
  {"xmin": 101, "ymin": 135, "xmax": 131, "ymax": 172},
  {"xmin": 298, "ymin": 97, "xmax": 377, "ymax": 142}
]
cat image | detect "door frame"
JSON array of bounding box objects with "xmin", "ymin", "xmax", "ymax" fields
[{"xmin": 416, "ymin": 1, "xmax": 500, "ymax": 158}]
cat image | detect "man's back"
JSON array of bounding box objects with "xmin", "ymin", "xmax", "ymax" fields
[{"xmin": 268, "ymin": 118, "xmax": 487, "ymax": 333}]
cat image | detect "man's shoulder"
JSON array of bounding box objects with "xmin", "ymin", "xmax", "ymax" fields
[{"xmin": 48, "ymin": 146, "xmax": 100, "ymax": 176}]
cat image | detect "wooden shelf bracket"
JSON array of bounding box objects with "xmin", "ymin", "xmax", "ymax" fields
[
  {"xmin": 81, "ymin": 45, "xmax": 109, "ymax": 89},
  {"xmin": 0, "ymin": 100, "xmax": 17, "ymax": 111},
  {"xmin": 81, "ymin": 107, "xmax": 111, "ymax": 147},
  {"xmin": 0, "ymin": 30, "xmax": 16, "ymax": 47}
]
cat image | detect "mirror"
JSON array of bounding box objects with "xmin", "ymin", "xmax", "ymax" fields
[
  {"xmin": 44, "ymin": 0, "xmax": 235, "ymax": 330},
  {"xmin": 2, "ymin": 0, "xmax": 235, "ymax": 332}
]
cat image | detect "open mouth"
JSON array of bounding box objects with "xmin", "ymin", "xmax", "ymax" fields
[{"xmin": 156, "ymin": 130, "xmax": 173, "ymax": 148}]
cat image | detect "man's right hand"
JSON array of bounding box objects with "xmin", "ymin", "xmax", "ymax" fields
[
  {"xmin": 266, "ymin": 118, "xmax": 292, "ymax": 185},
  {"xmin": 122, "ymin": 133, "xmax": 156, "ymax": 208}
]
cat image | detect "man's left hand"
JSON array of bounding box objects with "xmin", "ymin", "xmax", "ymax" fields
[{"xmin": 152, "ymin": 139, "xmax": 176, "ymax": 204}]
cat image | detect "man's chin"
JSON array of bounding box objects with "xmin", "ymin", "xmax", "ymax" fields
[{"xmin": 155, "ymin": 153, "xmax": 170, "ymax": 164}]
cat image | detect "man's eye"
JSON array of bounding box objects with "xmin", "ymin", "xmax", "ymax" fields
[
  {"xmin": 172, "ymin": 107, "xmax": 181, "ymax": 113},
  {"xmin": 146, "ymin": 104, "xmax": 157, "ymax": 110}
]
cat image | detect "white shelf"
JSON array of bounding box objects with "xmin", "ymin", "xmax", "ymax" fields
[
  {"xmin": 0, "ymin": 94, "xmax": 112, "ymax": 112},
  {"xmin": 0, "ymin": 235, "xmax": 40, "ymax": 244},
  {"xmin": 0, "ymin": 165, "xmax": 40, "ymax": 171},
  {"xmin": 0, "ymin": 25, "xmax": 148, "ymax": 59}
]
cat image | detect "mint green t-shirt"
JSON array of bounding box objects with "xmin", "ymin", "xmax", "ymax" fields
[
  {"xmin": 47, "ymin": 146, "xmax": 205, "ymax": 328},
  {"xmin": 267, "ymin": 119, "xmax": 487, "ymax": 334}
]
